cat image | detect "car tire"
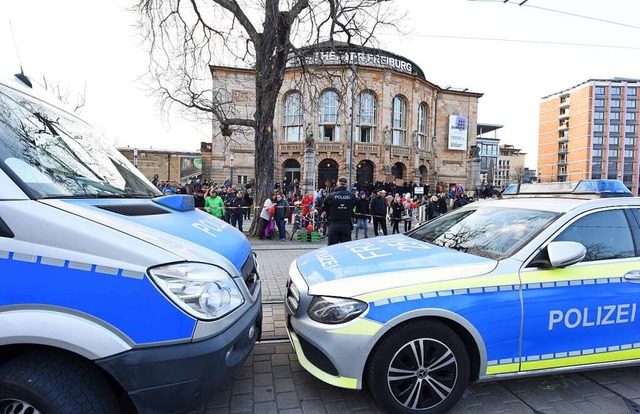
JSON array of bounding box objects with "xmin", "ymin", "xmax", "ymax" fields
[
  {"xmin": 0, "ymin": 351, "xmax": 121, "ymax": 414},
  {"xmin": 367, "ymin": 319, "xmax": 470, "ymax": 414}
]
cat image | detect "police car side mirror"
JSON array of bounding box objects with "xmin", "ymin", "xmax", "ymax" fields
[{"xmin": 547, "ymin": 241, "xmax": 587, "ymax": 269}]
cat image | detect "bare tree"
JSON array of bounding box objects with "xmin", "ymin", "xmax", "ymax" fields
[
  {"xmin": 509, "ymin": 165, "xmax": 526, "ymax": 184},
  {"xmin": 40, "ymin": 76, "xmax": 86, "ymax": 113},
  {"xmin": 135, "ymin": 0, "xmax": 399, "ymax": 234}
]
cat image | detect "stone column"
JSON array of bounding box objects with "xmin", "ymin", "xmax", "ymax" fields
[
  {"xmin": 303, "ymin": 125, "xmax": 316, "ymax": 194},
  {"xmin": 468, "ymin": 145, "xmax": 481, "ymax": 195}
]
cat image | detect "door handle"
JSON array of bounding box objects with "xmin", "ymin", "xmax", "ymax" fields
[{"xmin": 624, "ymin": 271, "xmax": 640, "ymax": 282}]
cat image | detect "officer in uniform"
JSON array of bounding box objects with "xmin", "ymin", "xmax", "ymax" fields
[{"xmin": 322, "ymin": 176, "xmax": 357, "ymax": 246}]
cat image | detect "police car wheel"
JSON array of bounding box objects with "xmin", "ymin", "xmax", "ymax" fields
[
  {"xmin": 0, "ymin": 351, "xmax": 121, "ymax": 414},
  {"xmin": 367, "ymin": 319, "xmax": 470, "ymax": 414}
]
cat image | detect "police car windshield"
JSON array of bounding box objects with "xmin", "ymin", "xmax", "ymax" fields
[
  {"xmin": 0, "ymin": 84, "xmax": 160, "ymax": 199},
  {"xmin": 407, "ymin": 207, "xmax": 559, "ymax": 260}
]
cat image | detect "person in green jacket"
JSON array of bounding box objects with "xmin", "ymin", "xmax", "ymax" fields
[{"xmin": 205, "ymin": 188, "xmax": 225, "ymax": 219}]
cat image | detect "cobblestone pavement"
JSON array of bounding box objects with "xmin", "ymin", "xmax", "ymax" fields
[{"xmin": 194, "ymin": 234, "xmax": 640, "ymax": 414}]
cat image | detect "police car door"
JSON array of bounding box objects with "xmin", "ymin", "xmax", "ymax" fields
[{"xmin": 519, "ymin": 207, "xmax": 640, "ymax": 373}]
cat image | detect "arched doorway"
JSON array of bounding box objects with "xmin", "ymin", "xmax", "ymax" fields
[
  {"xmin": 283, "ymin": 159, "xmax": 301, "ymax": 188},
  {"xmin": 356, "ymin": 160, "xmax": 375, "ymax": 186},
  {"xmin": 318, "ymin": 159, "xmax": 338, "ymax": 189},
  {"xmin": 391, "ymin": 162, "xmax": 406, "ymax": 180}
]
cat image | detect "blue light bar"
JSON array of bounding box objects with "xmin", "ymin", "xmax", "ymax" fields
[
  {"xmin": 502, "ymin": 179, "xmax": 632, "ymax": 198},
  {"xmin": 153, "ymin": 195, "xmax": 195, "ymax": 211}
]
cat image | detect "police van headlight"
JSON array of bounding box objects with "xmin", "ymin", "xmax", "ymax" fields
[
  {"xmin": 149, "ymin": 263, "xmax": 244, "ymax": 320},
  {"xmin": 307, "ymin": 296, "xmax": 368, "ymax": 324}
]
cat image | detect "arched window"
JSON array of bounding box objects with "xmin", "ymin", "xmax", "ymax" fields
[
  {"xmin": 417, "ymin": 102, "xmax": 428, "ymax": 150},
  {"xmin": 392, "ymin": 96, "xmax": 407, "ymax": 146},
  {"xmin": 357, "ymin": 91, "xmax": 377, "ymax": 143},
  {"xmin": 319, "ymin": 90, "xmax": 340, "ymax": 142},
  {"xmin": 283, "ymin": 92, "xmax": 303, "ymax": 142}
]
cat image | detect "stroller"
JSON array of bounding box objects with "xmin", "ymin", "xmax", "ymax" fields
[{"xmin": 289, "ymin": 208, "xmax": 327, "ymax": 240}]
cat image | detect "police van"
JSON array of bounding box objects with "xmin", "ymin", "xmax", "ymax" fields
[
  {"xmin": 286, "ymin": 179, "xmax": 640, "ymax": 413},
  {"xmin": 0, "ymin": 75, "xmax": 261, "ymax": 414}
]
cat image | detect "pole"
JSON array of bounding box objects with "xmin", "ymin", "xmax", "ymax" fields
[
  {"xmin": 349, "ymin": 63, "xmax": 357, "ymax": 190},
  {"xmin": 230, "ymin": 153, "xmax": 234, "ymax": 187}
]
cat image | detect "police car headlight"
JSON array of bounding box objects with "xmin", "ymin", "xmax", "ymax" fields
[
  {"xmin": 307, "ymin": 296, "xmax": 368, "ymax": 324},
  {"xmin": 149, "ymin": 263, "xmax": 244, "ymax": 320}
]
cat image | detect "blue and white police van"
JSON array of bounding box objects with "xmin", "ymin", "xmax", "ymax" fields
[
  {"xmin": 0, "ymin": 74, "xmax": 261, "ymax": 414},
  {"xmin": 286, "ymin": 180, "xmax": 640, "ymax": 413}
]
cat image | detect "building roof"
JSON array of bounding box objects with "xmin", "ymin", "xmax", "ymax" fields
[
  {"xmin": 542, "ymin": 77, "xmax": 640, "ymax": 100},
  {"xmin": 477, "ymin": 123, "xmax": 503, "ymax": 136}
]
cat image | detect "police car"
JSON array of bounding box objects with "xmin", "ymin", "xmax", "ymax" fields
[
  {"xmin": 286, "ymin": 179, "xmax": 640, "ymax": 413},
  {"xmin": 0, "ymin": 75, "xmax": 261, "ymax": 414}
]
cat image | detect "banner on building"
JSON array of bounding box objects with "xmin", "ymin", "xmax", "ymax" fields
[{"xmin": 448, "ymin": 115, "xmax": 468, "ymax": 151}]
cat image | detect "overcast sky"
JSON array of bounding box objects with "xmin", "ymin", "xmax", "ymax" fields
[{"xmin": 2, "ymin": 0, "xmax": 639, "ymax": 168}]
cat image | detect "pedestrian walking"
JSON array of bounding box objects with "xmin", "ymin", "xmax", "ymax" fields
[
  {"xmin": 354, "ymin": 191, "xmax": 370, "ymax": 239},
  {"xmin": 229, "ymin": 190, "xmax": 245, "ymax": 232},
  {"xmin": 370, "ymin": 189, "xmax": 388, "ymax": 236}
]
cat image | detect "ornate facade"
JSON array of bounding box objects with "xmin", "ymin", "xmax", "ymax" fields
[{"xmin": 206, "ymin": 43, "xmax": 483, "ymax": 192}]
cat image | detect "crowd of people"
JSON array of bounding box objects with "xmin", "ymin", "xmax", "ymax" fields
[{"xmin": 151, "ymin": 174, "xmax": 503, "ymax": 244}]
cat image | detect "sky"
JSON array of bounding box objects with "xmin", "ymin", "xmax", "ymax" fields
[{"xmin": 2, "ymin": 0, "xmax": 639, "ymax": 168}]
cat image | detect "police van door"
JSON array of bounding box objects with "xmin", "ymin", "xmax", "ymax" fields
[{"xmin": 518, "ymin": 207, "xmax": 640, "ymax": 373}]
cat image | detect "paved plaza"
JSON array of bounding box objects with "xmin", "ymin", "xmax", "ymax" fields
[{"xmin": 193, "ymin": 229, "xmax": 640, "ymax": 414}]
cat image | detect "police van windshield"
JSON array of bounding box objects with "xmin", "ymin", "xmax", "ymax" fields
[
  {"xmin": 0, "ymin": 83, "xmax": 160, "ymax": 199},
  {"xmin": 407, "ymin": 207, "xmax": 559, "ymax": 260}
]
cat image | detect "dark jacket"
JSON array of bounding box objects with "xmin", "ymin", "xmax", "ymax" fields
[
  {"xmin": 390, "ymin": 200, "xmax": 404, "ymax": 219},
  {"xmin": 370, "ymin": 195, "xmax": 387, "ymax": 217},
  {"xmin": 229, "ymin": 196, "xmax": 245, "ymax": 216},
  {"xmin": 428, "ymin": 200, "xmax": 441, "ymax": 220},
  {"xmin": 438, "ymin": 197, "xmax": 448, "ymax": 214},
  {"xmin": 274, "ymin": 199, "xmax": 289, "ymax": 221},
  {"xmin": 354, "ymin": 197, "xmax": 370, "ymax": 220},
  {"xmin": 322, "ymin": 186, "xmax": 357, "ymax": 223}
]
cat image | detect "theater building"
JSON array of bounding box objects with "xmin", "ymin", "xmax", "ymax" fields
[{"xmin": 205, "ymin": 42, "xmax": 483, "ymax": 192}]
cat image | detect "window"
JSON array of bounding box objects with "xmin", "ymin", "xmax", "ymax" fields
[
  {"xmin": 594, "ymin": 99, "xmax": 605, "ymax": 107},
  {"xmin": 417, "ymin": 103, "xmax": 428, "ymax": 150},
  {"xmin": 609, "ymin": 136, "xmax": 619, "ymax": 146},
  {"xmin": 592, "ymin": 149, "xmax": 602, "ymax": 157},
  {"xmin": 594, "ymin": 112, "xmax": 604, "ymax": 120},
  {"xmin": 628, "ymin": 87, "xmax": 637, "ymax": 96},
  {"xmin": 554, "ymin": 210, "xmax": 634, "ymax": 262},
  {"xmin": 593, "ymin": 136, "xmax": 603, "ymax": 145},
  {"xmin": 608, "ymin": 149, "xmax": 618, "ymax": 158},
  {"xmin": 626, "ymin": 125, "xmax": 637, "ymax": 134},
  {"xmin": 595, "ymin": 86, "xmax": 605, "ymax": 95},
  {"xmin": 610, "ymin": 112, "xmax": 620, "ymax": 120},
  {"xmin": 625, "ymin": 149, "xmax": 635, "ymax": 158},
  {"xmin": 392, "ymin": 96, "xmax": 407, "ymax": 146},
  {"xmin": 610, "ymin": 124, "xmax": 620, "ymax": 133},
  {"xmin": 611, "ymin": 86, "xmax": 621, "ymax": 95},
  {"xmin": 593, "ymin": 124, "xmax": 604, "ymax": 132},
  {"xmin": 625, "ymin": 137, "xmax": 635, "ymax": 146},
  {"xmin": 611, "ymin": 100, "xmax": 621, "ymax": 108},
  {"xmin": 357, "ymin": 91, "xmax": 377, "ymax": 143},
  {"xmin": 627, "ymin": 100, "xmax": 637, "ymax": 109},
  {"xmin": 627, "ymin": 112, "xmax": 636, "ymax": 121},
  {"xmin": 319, "ymin": 90, "xmax": 340, "ymax": 142},
  {"xmin": 283, "ymin": 92, "xmax": 304, "ymax": 142}
]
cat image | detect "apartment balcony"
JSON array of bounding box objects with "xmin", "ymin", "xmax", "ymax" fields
[
  {"xmin": 391, "ymin": 146, "xmax": 411, "ymax": 157},
  {"xmin": 559, "ymin": 122, "xmax": 569, "ymax": 131},
  {"xmin": 559, "ymin": 144, "xmax": 568, "ymax": 154},
  {"xmin": 559, "ymin": 99, "xmax": 570, "ymax": 109},
  {"xmin": 558, "ymin": 110, "xmax": 570, "ymax": 119},
  {"xmin": 558, "ymin": 156, "xmax": 568, "ymax": 165},
  {"xmin": 316, "ymin": 142, "xmax": 343, "ymax": 154},
  {"xmin": 278, "ymin": 142, "xmax": 304, "ymax": 154},
  {"xmin": 558, "ymin": 133, "xmax": 569, "ymax": 142},
  {"xmin": 354, "ymin": 142, "xmax": 380, "ymax": 155}
]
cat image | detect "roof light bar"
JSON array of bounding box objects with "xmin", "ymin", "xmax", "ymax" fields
[{"xmin": 502, "ymin": 179, "xmax": 632, "ymax": 198}]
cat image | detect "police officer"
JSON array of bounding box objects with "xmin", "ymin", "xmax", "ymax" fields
[{"xmin": 322, "ymin": 176, "xmax": 357, "ymax": 246}]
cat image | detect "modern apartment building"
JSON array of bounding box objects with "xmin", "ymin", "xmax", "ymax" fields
[
  {"xmin": 538, "ymin": 78, "xmax": 640, "ymax": 194},
  {"xmin": 495, "ymin": 144, "xmax": 525, "ymax": 190}
]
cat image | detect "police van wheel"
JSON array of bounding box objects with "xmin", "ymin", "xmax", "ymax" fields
[
  {"xmin": 0, "ymin": 351, "xmax": 121, "ymax": 414},
  {"xmin": 367, "ymin": 319, "xmax": 470, "ymax": 414}
]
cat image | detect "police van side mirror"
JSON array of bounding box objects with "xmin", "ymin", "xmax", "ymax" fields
[
  {"xmin": 528, "ymin": 241, "xmax": 586, "ymax": 269},
  {"xmin": 547, "ymin": 241, "xmax": 586, "ymax": 268}
]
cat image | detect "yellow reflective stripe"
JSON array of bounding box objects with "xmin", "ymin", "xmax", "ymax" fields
[
  {"xmin": 521, "ymin": 348, "xmax": 640, "ymax": 371},
  {"xmin": 522, "ymin": 260, "xmax": 640, "ymax": 283},
  {"xmin": 289, "ymin": 331, "xmax": 358, "ymax": 389},
  {"xmin": 357, "ymin": 271, "xmax": 518, "ymax": 303},
  {"xmin": 328, "ymin": 318, "xmax": 383, "ymax": 336},
  {"xmin": 486, "ymin": 363, "xmax": 519, "ymax": 375}
]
